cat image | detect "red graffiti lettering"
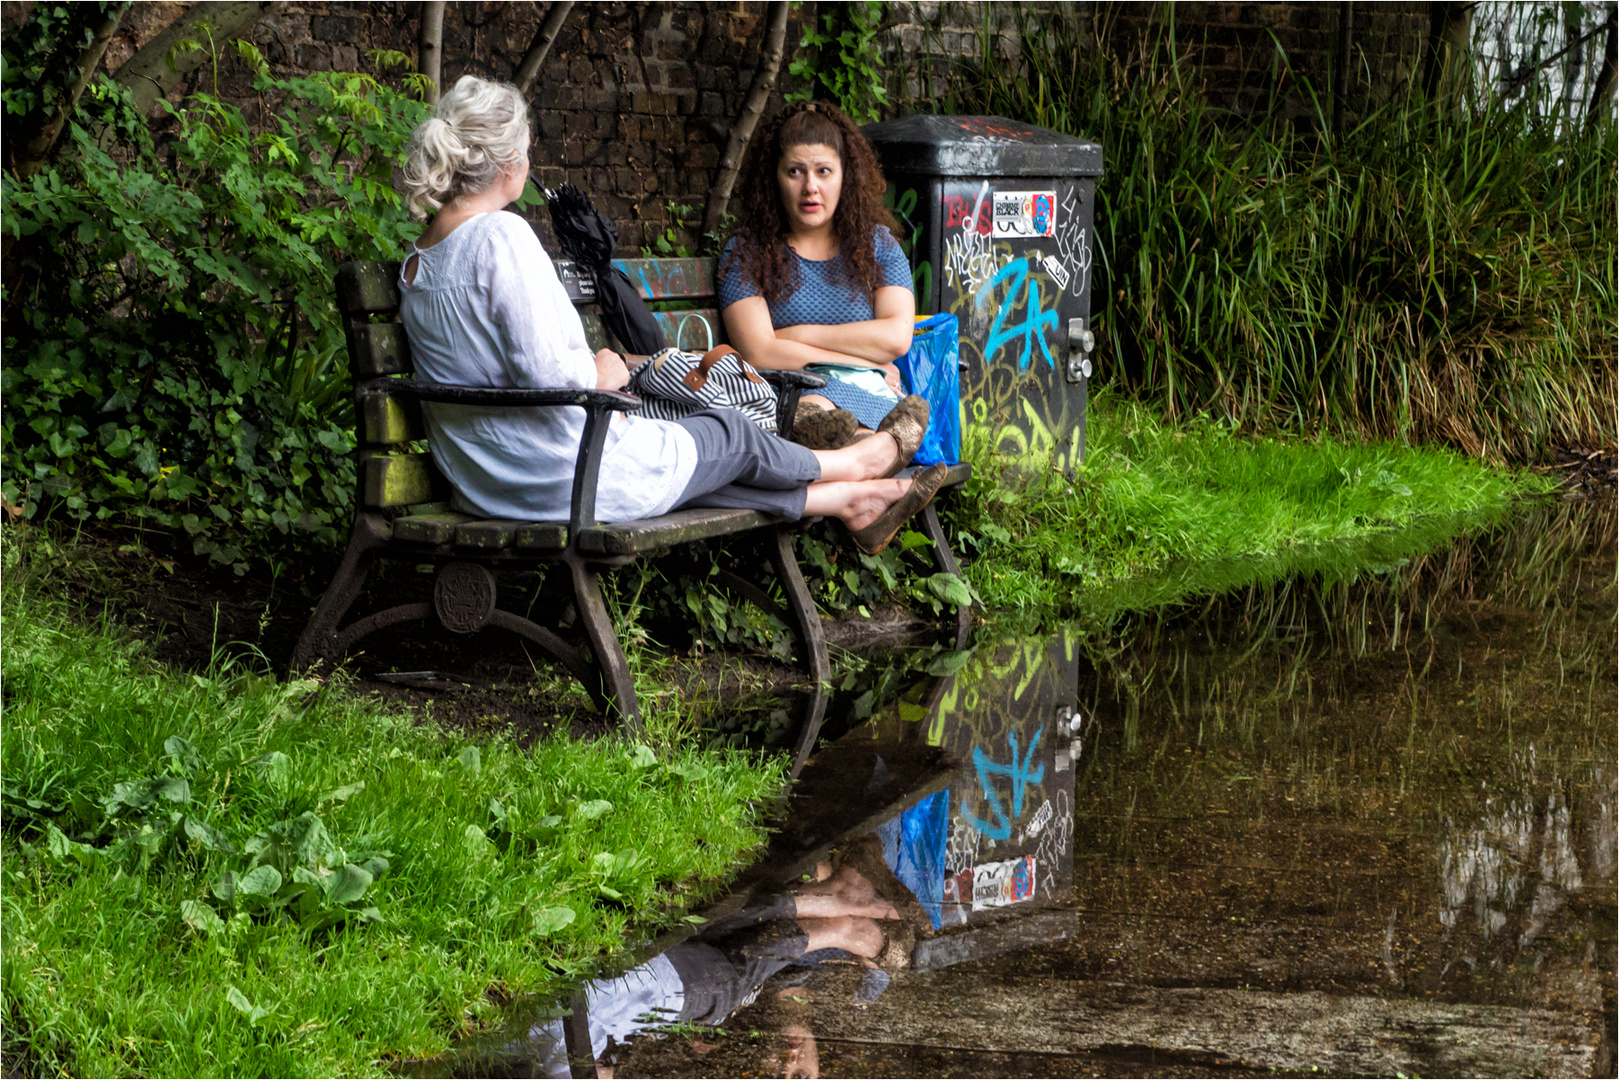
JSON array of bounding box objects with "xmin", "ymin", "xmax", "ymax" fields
[
  {"xmin": 942, "ymin": 195, "xmax": 991, "ymax": 234},
  {"xmin": 955, "ymin": 117, "xmax": 1028, "ymax": 139}
]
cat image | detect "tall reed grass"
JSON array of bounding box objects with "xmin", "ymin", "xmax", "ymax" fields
[{"xmin": 947, "ymin": 8, "xmax": 1617, "ymax": 462}]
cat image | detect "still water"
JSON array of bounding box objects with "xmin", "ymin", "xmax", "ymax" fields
[{"xmin": 473, "ymin": 499, "xmax": 1616, "ymax": 1078}]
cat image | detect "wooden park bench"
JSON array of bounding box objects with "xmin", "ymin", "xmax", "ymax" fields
[{"xmin": 290, "ymin": 253, "xmax": 972, "ymax": 728}]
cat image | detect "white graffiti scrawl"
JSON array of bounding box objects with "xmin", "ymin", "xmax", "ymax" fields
[
  {"xmin": 943, "ymin": 181, "xmax": 1005, "ymax": 295},
  {"xmin": 1055, "ymin": 188, "xmax": 1092, "ymax": 299}
]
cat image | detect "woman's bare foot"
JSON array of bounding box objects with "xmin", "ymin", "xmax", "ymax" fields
[
  {"xmin": 811, "ymin": 431, "xmax": 902, "ymax": 481},
  {"xmin": 801, "ymin": 478, "xmax": 912, "ymax": 530}
]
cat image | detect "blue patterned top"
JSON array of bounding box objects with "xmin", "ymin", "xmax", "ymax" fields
[{"xmin": 717, "ymin": 227, "xmax": 913, "ymax": 327}]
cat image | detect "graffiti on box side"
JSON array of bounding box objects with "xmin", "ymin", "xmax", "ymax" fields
[
  {"xmin": 943, "ymin": 181, "xmax": 1004, "ymax": 295},
  {"xmin": 610, "ymin": 257, "xmax": 714, "ymax": 301},
  {"xmin": 886, "ymin": 186, "xmax": 933, "ymax": 303},
  {"xmin": 960, "ymin": 725, "xmax": 1046, "ymax": 841},
  {"xmin": 1054, "ymin": 188, "xmax": 1091, "ymax": 299},
  {"xmin": 974, "ymin": 257, "xmax": 1060, "ymax": 373}
]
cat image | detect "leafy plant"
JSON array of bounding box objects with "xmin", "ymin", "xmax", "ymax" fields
[
  {"xmin": 642, "ymin": 201, "xmax": 697, "ymax": 257},
  {"xmin": 787, "ymin": 0, "xmax": 890, "ymax": 123},
  {"xmin": 0, "ymin": 52, "xmax": 429, "ymax": 572},
  {"xmin": 948, "ymin": 9, "xmax": 1616, "ymax": 463}
]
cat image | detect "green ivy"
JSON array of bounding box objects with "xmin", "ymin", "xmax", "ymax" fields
[
  {"xmin": 1, "ymin": 51, "xmax": 428, "ymax": 573},
  {"xmin": 787, "ymin": 0, "xmax": 889, "ymax": 124}
]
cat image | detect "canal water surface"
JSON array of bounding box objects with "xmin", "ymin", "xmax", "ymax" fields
[{"xmin": 479, "ymin": 499, "xmax": 1615, "ymax": 1078}]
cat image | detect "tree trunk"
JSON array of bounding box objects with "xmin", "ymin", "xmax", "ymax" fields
[
  {"xmin": 702, "ymin": 0, "xmax": 790, "ymax": 239},
  {"xmin": 1422, "ymin": 1, "xmax": 1473, "ymax": 103},
  {"xmin": 13, "ymin": 1, "xmax": 130, "ymax": 179},
  {"xmin": 1333, "ymin": 1, "xmax": 1353, "ymax": 135},
  {"xmin": 111, "ymin": 1, "xmax": 287, "ymax": 118},
  {"xmin": 515, "ymin": 1, "xmax": 572, "ymax": 99},
  {"xmin": 1587, "ymin": 3, "xmax": 1618, "ymax": 132},
  {"xmin": 419, "ymin": 0, "xmax": 446, "ymax": 104}
]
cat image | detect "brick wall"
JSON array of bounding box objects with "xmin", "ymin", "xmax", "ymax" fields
[{"xmin": 6, "ymin": 1, "xmax": 1434, "ymax": 255}]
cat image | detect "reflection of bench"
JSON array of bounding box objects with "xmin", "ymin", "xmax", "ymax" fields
[{"xmin": 291, "ymin": 256, "xmax": 971, "ymax": 726}]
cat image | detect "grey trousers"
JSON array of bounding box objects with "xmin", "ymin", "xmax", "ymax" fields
[{"xmin": 672, "ymin": 409, "xmax": 821, "ymax": 519}]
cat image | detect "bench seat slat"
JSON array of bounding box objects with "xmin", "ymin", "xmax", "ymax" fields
[
  {"xmin": 576, "ymin": 508, "xmax": 780, "ymax": 557},
  {"xmin": 455, "ymin": 519, "xmax": 567, "ymax": 551},
  {"xmin": 393, "ymin": 511, "xmax": 469, "ymax": 545}
]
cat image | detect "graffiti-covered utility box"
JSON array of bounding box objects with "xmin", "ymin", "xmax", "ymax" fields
[{"xmin": 864, "ymin": 115, "xmax": 1103, "ymax": 467}]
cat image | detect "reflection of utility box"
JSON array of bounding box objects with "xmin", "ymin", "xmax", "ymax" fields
[
  {"xmin": 864, "ymin": 115, "xmax": 1103, "ymax": 468},
  {"xmin": 922, "ymin": 635, "xmax": 1080, "ymax": 931}
]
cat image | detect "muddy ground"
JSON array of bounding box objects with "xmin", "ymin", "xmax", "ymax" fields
[{"xmin": 12, "ymin": 520, "xmax": 947, "ymax": 745}]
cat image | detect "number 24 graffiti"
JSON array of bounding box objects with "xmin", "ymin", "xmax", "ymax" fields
[
  {"xmin": 961, "ymin": 726, "xmax": 1045, "ymax": 840},
  {"xmin": 973, "ymin": 258, "xmax": 1058, "ymax": 372}
]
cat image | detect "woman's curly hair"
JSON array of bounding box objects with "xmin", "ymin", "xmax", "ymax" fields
[{"xmin": 719, "ymin": 100, "xmax": 898, "ymax": 305}]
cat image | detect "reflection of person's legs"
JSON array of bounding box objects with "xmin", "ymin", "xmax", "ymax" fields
[
  {"xmin": 792, "ymin": 866, "xmax": 899, "ymax": 921},
  {"xmin": 796, "ymin": 915, "xmax": 885, "ymax": 959}
]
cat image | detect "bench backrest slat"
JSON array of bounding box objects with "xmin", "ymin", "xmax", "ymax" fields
[
  {"xmin": 578, "ymin": 308, "xmax": 724, "ymax": 354},
  {"xmin": 363, "ymin": 454, "xmax": 445, "ymax": 507},
  {"xmin": 360, "ymin": 391, "xmax": 426, "ymax": 444},
  {"xmin": 337, "ymin": 262, "xmax": 402, "ymax": 315},
  {"xmin": 350, "ymin": 323, "xmax": 411, "ymax": 376},
  {"xmin": 555, "ymin": 257, "xmax": 719, "ymax": 305}
]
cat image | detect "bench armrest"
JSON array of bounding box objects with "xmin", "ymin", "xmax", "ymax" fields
[
  {"xmin": 759, "ymin": 370, "xmax": 828, "ymax": 440},
  {"xmin": 393, "ymin": 379, "xmax": 641, "ymax": 537},
  {"xmin": 398, "ymin": 381, "xmax": 641, "ymax": 411}
]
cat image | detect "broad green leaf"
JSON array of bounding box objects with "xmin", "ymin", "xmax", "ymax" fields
[
  {"xmin": 246, "ymin": 751, "xmax": 291, "ymax": 787},
  {"xmin": 575, "ymin": 799, "xmax": 613, "ymax": 821},
  {"xmin": 180, "ymin": 899, "xmax": 225, "ymax": 936},
  {"xmin": 529, "ymin": 906, "xmax": 576, "ymax": 936},
  {"xmin": 163, "ymin": 735, "xmax": 203, "ymax": 774},
  {"xmin": 237, "ymin": 864, "xmax": 283, "ymax": 897},
  {"xmin": 320, "ymin": 780, "xmax": 365, "ymax": 803},
  {"xmin": 457, "ymin": 746, "xmax": 481, "ymax": 776},
  {"xmin": 462, "ymin": 823, "xmax": 493, "ymax": 856},
  {"xmin": 325, "ymin": 862, "xmax": 372, "ymax": 905},
  {"xmin": 212, "ymin": 871, "xmax": 239, "ymax": 903},
  {"xmin": 898, "ymin": 529, "xmax": 933, "ymax": 551},
  {"xmin": 183, "ymin": 815, "xmax": 234, "ymax": 853},
  {"xmin": 626, "ymin": 744, "xmax": 657, "ymax": 769},
  {"xmin": 225, "ymin": 986, "xmax": 267, "ymax": 1022}
]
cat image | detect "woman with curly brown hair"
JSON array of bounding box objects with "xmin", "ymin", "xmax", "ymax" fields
[{"xmin": 719, "ymin": 101, "xmax": 929, "ymax": 463}]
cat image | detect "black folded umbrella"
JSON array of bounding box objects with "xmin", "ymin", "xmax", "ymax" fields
[{"xmin": 543, "ymin": 181, "xmax": 664, "ymax": 357}]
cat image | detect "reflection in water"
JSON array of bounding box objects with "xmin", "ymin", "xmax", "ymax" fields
[
  {"xmin": 461, "ymin": 499, "xmax": 1612, "ymax": 1078},
  {"xmin": 1437, "ymin": 749, "xmax": 1611, "ymax": 955},
  {"xmin": 499, "ymin": 635, "xmax": 1083, "ymax": 1078}
]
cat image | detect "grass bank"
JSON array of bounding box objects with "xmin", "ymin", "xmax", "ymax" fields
[
  {"xmin": 0, "ymin": 563, "xmax": 783, "ymax": 1077},
  {"xmin": 945, "ymin": 392, "xmax": 1559, "ymax": 622}
]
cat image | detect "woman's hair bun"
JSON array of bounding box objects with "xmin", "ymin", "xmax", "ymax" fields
[{"xmin": 400, "ymin": 76, "xmax": 530, "ymax": 219}]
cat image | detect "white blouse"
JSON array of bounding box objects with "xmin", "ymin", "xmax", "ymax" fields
[{"xmin": 398, "ymin": 211, "xmax": 696, "ymax": 523}]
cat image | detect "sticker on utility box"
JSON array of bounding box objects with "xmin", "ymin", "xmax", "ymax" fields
[
  {"xmin": 970, "ymin": 855, "xmax": 1037, "ymax": 910},
  {"xmin": 992, "ymin": 191, "xmax": 1057, "ymax": 238}
]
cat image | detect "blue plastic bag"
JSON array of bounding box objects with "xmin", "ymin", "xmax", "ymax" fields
[{"xmin": 894, "ymin": 313, "xmax": 962, "ymax": 467}]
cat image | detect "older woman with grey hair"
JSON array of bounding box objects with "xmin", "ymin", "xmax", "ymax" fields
[{"xmin": 395, "ymin": 75, "xmax": 943, "ymax": 555}]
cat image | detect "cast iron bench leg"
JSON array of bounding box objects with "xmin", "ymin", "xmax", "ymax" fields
[
  {"xmin": 567, "ymin": 556, "xmax": 641, "ymax": 731},
  {"xmin": 918, "ymin": 502, "xmax": 972, "ymax": 650},
  {"xmin": 291, "ymin": 511, "xmax": 389, "ymax": 673},
  {"xmin": 767, "ymin": 526, "xmax": 830, "ymax": 685}
]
